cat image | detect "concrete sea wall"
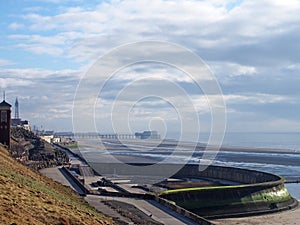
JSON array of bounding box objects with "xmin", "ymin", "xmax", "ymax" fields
[
  {"xmin": 89, "ymin": 162, "xmax": 297, "ymax": 218},
  {"xmin": 160, "ymin": 164, "xmax": 298, "ymax": 218}
]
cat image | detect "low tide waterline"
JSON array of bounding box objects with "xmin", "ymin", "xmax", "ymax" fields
[{"xmin": 76, "ymin": 132, "xmax": 300, "ymax": 198}]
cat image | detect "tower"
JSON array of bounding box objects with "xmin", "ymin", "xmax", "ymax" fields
[
  {"xmin": 15, "ymin": 97, "xmax": 19, "ymax": 119},
  {"xmin": 0, "ymin": 92, "xmax": 12, "ymax": 148}
]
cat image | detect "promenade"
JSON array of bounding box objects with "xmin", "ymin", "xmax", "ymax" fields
[
  {"xmin": 41, "ymin": 163, "xmax": 300, "ymax": 224},
  {"xmin": 40, "ymin": 142, "xmax": 300, "ymax": 225},
  {"xmin": 214, "ymin": 204, "xmax": 300, "ymax": 225},
  {"xmin": 40, "ymin": 146, "xmax": 199, "ymax": 225},
  {"xmin": 86, "ymin": 195, "xmax": 199, "ymax": 225}
]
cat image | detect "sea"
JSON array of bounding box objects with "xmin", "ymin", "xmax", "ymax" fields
[
  {"xmin": 192, "ymin": 132, "xmax": 300, "ymax": 199},
  {"xmin": 80, "ymin": 132, "xmax": 300, "ymax": 199},
  {"xmin": 199, "ymin": 132, "xmax": 300, "ymax": 151}
]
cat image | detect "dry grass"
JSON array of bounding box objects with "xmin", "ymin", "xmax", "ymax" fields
[{"xmin": 0, "ymin": 145, "xmax": 115, "ymax": 225}]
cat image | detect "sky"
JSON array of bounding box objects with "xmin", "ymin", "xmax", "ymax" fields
[{"xmin": 1, "ymin": 0, "xmax": 300, "ymax": 136}]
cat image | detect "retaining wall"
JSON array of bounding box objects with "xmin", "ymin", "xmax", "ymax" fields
[
  {"xmin": 155, "ymin": 196, "xmax": 214, "ymax": 225},
  {"xmin": 61, "ymin": 166, "xmax": 89, "ymax": 196},
  {"xmin": 88, "ymin": 162, "xmax": 297, "ymax": 218}
]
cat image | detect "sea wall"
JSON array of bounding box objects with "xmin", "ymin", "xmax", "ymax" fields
[
  {"xmin": 88, "ymin": 162, "xmax": 298, "ymax": 218},
  {"xmin": 175, "ymin": 164, "xmax": 282, "ymax": 184},
  {"xmin": 155, "ymin": 196, "xmax": 214, "ymax": 225},
  {"xmin": 61, "ymin": 166, "xmax": 89, "ymax": 196},
  {"xmin": 160, "ymin": 164, "xmax": 298, "ymax": 218}
]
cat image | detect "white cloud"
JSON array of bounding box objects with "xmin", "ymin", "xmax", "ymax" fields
[
  {"xmin": 224, "ymin": 93, "xmax": 294, "ymax": 104},
  {"xmin": 8, "ymin": 22, "xmax": 24, "ymax": 30},
  {"xmin": 0, "ymin": 78, "xmax": 33, "ymax": 88},
  {"xmin": 0, "ymin": 68, "xmax": 81, "ymax": 79},
  {"xmin": 3, "ymin": 0, "xmax": 300, "ymax": 132},
  {"xmin": 8, "ymin": 0, "xmax": 300, "ymax": 65},
  {"xmin": 210, "ymin": 61, "xmax": 257, "ymax": 77},
  {"xmin": 0, "ymin": 59, "xmax": 15, "ymax": 66},
  {"xmin": 285, "ymin": 64, "xmax": 300, "ymax": 72}
]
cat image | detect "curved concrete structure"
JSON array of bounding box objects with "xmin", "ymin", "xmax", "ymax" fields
[
  {"xmin": 88, "ymin": 162, "xmax": 297, "ymax": 218},
  {"xmin": 159, "ymin": 165, "xmax": 298, "ymax": 218}
]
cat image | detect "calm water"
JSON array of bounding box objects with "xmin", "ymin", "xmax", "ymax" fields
[
  {"xmin": 206, "ymin": 132, "xmax": 300, "ymax": 150},
  {"xmin": 190, "ymin": 132, "xmax": 300, "ymax": 198},
  {"xmin": 222, "ymin": 132, "xmax": 300, "ymax": 199}
]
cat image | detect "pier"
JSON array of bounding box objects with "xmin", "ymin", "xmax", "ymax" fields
[{"xmin": 55, "ymin": 132, "xmax": 136, "ymax": 139}]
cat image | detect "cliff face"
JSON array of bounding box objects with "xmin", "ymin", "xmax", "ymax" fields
[
  {"xmin": 0, "ymin": 145, "xmax": 114, "ymax": 225},
  {"xmin": 10, "ymin": 127, "xmax": 68, "ymax": 170}
]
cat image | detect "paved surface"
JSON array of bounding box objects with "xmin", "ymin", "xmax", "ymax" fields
[
  {"xmin": 214, "ymin": 203, "xmax": 300, "ymax": 225},
  {"xmin": 41, "ymin": 164, "xmax": 300, "ymax": 225},
  {"xmin": 40, "ymin": 166, "xmax": 86, "ymax": 195},
  {"xmin": 85, "ymin": 195, "xmax": 199, "ymax": 225},
  {"xmin": 41, "ymin": 166, "xmax": 198, "ymax": 225},
  {"xmin": 40, "ymin": 167, "xmax": 70, "ymax": 186},
  {"xmin": 85, "ymin": 196, "xmax": 133, "ymax": 224},
  {"xmin": 40, "ymin": 145, "xmax": 200, "ymax": 225}
]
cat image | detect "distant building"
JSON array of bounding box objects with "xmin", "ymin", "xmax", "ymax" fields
[
  {"xmin": 11, "ymin": 97, "xmax": 31, "ymax": 131},
  {"xmin": 52, "ymin": 136, "xmax": 61, "ymax": 143},
  {"xmin": 135, "ymin": 130, "xmax": 160, "ymax": 140},
  {"xmin": 39, "ymin": 130, "xmax": 54, "ymax": 143},
  {"xmin": 0, "ymin": 99, "xmax": 12, "ymax": 148}
]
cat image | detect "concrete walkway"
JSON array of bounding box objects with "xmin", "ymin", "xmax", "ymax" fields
[
  {"xmin": 214, "ymin": 203, "xmax": 300, "ymax": 225},
  {"xmin": 41, "ymin": 166, "xmax": 199, "ymax": 224},
  {"xmin": 40, "ymin": 166, "xmax": 86, "ymax": 195},
  {"xmin": 85, "ymin": 195, "xmax": 199, "ymax": 225}
]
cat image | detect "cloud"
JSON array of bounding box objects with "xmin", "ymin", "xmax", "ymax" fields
[
  {"xmin": 3, "ymin": 0, "xmax": 300, "ymax": 132},
  {"xmin": 7, "ymin": 0, "xmax": 300, "ymax": 65},
  {"xmin": 210, "ymin": 62, "xmax": 257, "ymax": 77},
  {"xmin": 8, "ymin": 22, "xmax": 24, "ymax": 30},
  {"xmin": 0, "ymin": 67, "xmax": 82, "ymax": 130},
  {"xmin": 0, "ymin": 68, "xmax": 81, "ymax": 79},
  {"xmin": 0, "ymin": 78, "xmax": 33, "ymax": 88},
  {"xmin": 0, "ymin": 59, "xmax": 15, "ymax": 66},
  {"xmin": 224, "ymin": 93, "xmax": 295, "ymax": 104}
]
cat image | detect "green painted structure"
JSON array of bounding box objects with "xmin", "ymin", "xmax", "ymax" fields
[{"xmin": 159, "ymin": 165, "xmax": 298, "ymax": 218}]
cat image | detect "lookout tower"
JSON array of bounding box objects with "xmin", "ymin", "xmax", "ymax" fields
[
  {"xmin": 0, "ymin": 92, "xmax": 11, "ymax": 148},
  {"xmin": 15, "ymin": 97, "xmax": 19, "ymax": 119}
]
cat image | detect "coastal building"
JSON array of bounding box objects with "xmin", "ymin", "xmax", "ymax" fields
[
  {"xmin": 0, "ymin": 97, "xmax": 11, "ymax": 148},
  {"xmin": 39, "ymin": 131, "xmax": 54, "ymax": 143},
  {"xmin": 52, "ymin": 136, "xmax": 61, "ymax": 143},
  {"xmin": 135, "ymin": 130, "xmax": 160, "ymax": 139}
]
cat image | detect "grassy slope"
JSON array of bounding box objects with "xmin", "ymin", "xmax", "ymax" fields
[{"xmin": 0, "ymin": 145, "xmax": 115, "ymax": 225}]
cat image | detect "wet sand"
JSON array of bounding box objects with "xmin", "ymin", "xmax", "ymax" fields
[{"xmin": 78, "ymin": 138, "xmax": 300, "ymax": 154}]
